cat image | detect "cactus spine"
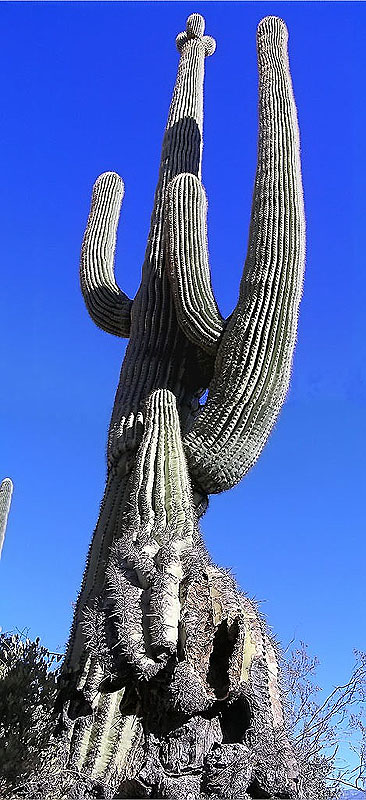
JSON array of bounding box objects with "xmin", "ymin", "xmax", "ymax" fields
[
  {"xmin": 59, "ymin": 13, "xmax": 306, "ymax": 799},
  {"xmin": 0, "ymin": 478, "xmax": 13, "ymax": 559}
]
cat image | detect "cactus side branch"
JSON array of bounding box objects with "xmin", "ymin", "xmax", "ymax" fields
[
  {"xmin": 165, "ymin": 173, "xmax": 225, "ymax": 354},
  {"xmin": 184, "ymin": 16, "xmax": 305, "ymax": 493},
  {"xmin": 80, "ymin": 171, "xmax": 133, "ymax": 337},
  {"xmin": 106, "ymin": 389, "xmax": 195, "ymax": 674}
]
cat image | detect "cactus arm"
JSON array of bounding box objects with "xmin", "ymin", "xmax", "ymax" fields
[
  {"xmin": 136, "ymin": 389, "xmax": 194, "ymax": 658},
  {"xmin": 0, "ymin": 478, "xmax": 13, "ymax": 558},
  {"xmin": 184, "ymin": 16, "xmax": 305, "ymax": 493},
  {"xmin": 165, "ymin": 173, "xmax": 225, "ymax": 354},
  {"xmin": 131, "ymin": 389, "xmax": 193, "ymax": 532},
  {"xmin": 106, "ymin": 389, "xmax": 195, "ymax": 676},
  {"xmin": 80, "ymin": 171, "xmax": 133, "ymax": 338}
]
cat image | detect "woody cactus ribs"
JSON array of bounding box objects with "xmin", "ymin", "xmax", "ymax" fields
[{"xmin": 58, "ymin": 13, "xmax": 306, "ymax": 800}]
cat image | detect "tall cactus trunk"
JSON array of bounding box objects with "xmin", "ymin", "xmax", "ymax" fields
[{"xmin": 56, "ymin": 13, "xmax": 306, "ymax": 799}]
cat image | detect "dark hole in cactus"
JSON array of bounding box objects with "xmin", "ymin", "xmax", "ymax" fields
[
  {"xmin": 99, "ymin": 673, "xmax": 126, "ymax": 693},
  {"xmin": 220, "ymin": 695, "xmax": 252, "ymax": 743},
  {"xmin": 118, "ymin": 684, "xmax": 140, "ymax": 716},
  {"xmin": 67, "ymin": 689, "xmax": 93, "ymax": 720},
  {"xmin": 89, "ymin": 783, "xmax": 105, "ymax": 798},
  {"xmin": 247, "ymin": 778, "xmax": 272, "ymax": 798},
  {"xmin": 177, "ymin": 620, "xmax": 185, "ymax": 662},
  {"xmin": 117, "ymin": 777, "xmax": 151, "ymax": 798},
  {"xmin": 207, "ymin": 618, "xmax": 238, "ymax": 699}
]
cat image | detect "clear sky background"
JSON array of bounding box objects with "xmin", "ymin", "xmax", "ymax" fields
[{"xmin": 0, "ymin": 0, "xmax": 365, "ymax": 775}]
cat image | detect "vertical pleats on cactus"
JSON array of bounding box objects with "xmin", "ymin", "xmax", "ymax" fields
[{"xmin": 59, "ymin": 13, "xmax": 306, "ymax": 799}]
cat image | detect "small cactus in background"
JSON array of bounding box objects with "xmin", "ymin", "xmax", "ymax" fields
[
  {"xmin": 0, "ymin": 478, "xmax": 13, "ymax": 559},
  {"xmin": 58, "ymin": 13, "xmax": 306, "ymax": 798}
]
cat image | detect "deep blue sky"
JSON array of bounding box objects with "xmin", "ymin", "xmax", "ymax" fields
[{"xmin": 1, "ymin": 0, "xmax": 365, "ymax": 771}]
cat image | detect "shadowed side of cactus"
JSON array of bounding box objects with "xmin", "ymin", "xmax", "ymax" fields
[
  {"xmin": 0, "ymin": 478, "xmax": 13, "ymax": 559},
  {"xmin": 56, "ymin": 12, "xmax": 306, "ymax": 799}
]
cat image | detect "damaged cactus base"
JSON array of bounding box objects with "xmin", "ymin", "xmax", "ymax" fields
[
  {"xmin": 59, "ymin": 564, "xmax": 299, "ymax": 799},
  {"xmin": 57, "ymin": 390, "xmax": 300, "ymax": 797}
]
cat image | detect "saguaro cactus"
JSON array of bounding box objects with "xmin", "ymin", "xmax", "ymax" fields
[
  {"xmin": 58, "ymin": 13, "xmax": 305, "ymax": 799},
  {"xmin": 0, "ymin": 478, "xmax": 13, "ymax": 559}
]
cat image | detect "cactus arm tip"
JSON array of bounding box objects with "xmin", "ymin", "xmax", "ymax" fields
[
  {"xmin": 256, "ymin": 15, "xmax": 288, "ymax": 41},
  {"xmin": 80, "ymin": 171, "xmax": 133, "ymax": 338}
]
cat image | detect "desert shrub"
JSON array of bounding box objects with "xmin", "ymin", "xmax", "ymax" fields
[
  {"xmin": 0, "ymin": 631, "xmax": 62, "ymax": 796},
  {"xmin": 0, "ymin": 630, "xmax": 365, "ymax": 798},
  {"xmin": 283, "ymin": 641, "xmax": 366, "ymax": 798}
]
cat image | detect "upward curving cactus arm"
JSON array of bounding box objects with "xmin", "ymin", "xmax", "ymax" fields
[
  {"xmin": 0, "ymin": 478, "xmax": 13, "ymax": 558},
  {"xmin": 131, "ymin": 388, "xmax": 194, "ymax": 534},
  {"xmin": 184, "ymin": 16, "xmax": 305, "ymax": 494},
  {"xmin": 80, "ymin": 171, "xmax": 133, "ymax": 337},
  {"xmin": 165, "ymin": 173, "xmax": 225, "ymax": 354}
]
